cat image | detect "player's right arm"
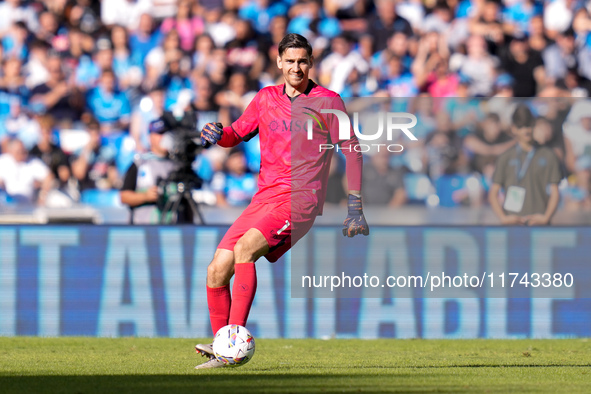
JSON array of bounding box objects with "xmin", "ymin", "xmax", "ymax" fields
[{"xmin": 201, "ymin": 91, "xmax": 262, "ymax": 148}]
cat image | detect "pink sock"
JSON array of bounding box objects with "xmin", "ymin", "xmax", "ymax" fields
[
  {"xmin": 229, "ymin": 263, "xmax": 257, "ymax": 327},
  {"xmin": 206, "ymin": 284, "xmax": 231, "ymax": 336}
]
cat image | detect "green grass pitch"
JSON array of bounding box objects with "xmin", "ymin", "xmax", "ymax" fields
[{"xmin": 0, "ymin": 338, "xmax": 590, "ymax": 393}]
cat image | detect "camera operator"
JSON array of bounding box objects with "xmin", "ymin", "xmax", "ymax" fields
[
  {"xmin": 120, "ymin": 117, "xmax": 184, "ymax": 224},
  {"xmin": 120, "ymin": 108, "xmax": 205, "ymax": 224}
]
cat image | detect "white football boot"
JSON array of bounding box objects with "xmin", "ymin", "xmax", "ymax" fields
[
  {"xmin": 195, "ymin": 343, "xmax": 214, "ymax": 358},
  {"xmin": 194, "ymin": 357, "xmax": 226, "ymax": 369},
  {"xmin": 195, "ymin": 343, "xmax": 226, "ymax": 369}
]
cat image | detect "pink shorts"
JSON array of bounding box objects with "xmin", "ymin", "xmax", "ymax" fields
[{"xmin": 218, "ymin": 201, "xmax": 316, "ymax": 262}]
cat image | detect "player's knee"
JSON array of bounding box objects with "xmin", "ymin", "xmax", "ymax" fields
[
  {"xmin": 233, "ymin": 238, "xmax": 256, "ymax": 264},
  {"xmin": 207, "ymin": 259, "xmax": 232, "ymax": 286}
]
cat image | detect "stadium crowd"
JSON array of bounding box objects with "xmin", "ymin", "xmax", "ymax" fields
[{"xmin": 1, "ymin": 0, "xmax": 591, "ymax": 216}]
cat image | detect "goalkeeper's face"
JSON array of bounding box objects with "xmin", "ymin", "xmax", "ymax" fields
[{"xmin": 277, "ymin": 48, "xmax": 313, "ymax": 90}]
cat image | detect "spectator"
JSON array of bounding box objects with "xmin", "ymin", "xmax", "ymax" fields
[
  {"xmin": 239, "ymin": 0, "xmax": 288, "ymax": 34},
  {"xmin": 159, "ymin": 50, "xmax": 192, "ymax": 110},
  {"xmin": 423, "ymin": 111, "xmax": 465, "ymax": 180},
  {"xmin": 365, "ymin": 0, "xmax": 413, "ymax": 52},
  {"xmin": 319, "ymin": 34, "xmax": 369, "ymax": 95},
  {"xmin": 217, "ymin": 72, "xmax": 257, "ymax": 125},
  {"xmin": 382, "ymin": 54, "xmax": 418, "ymax": 97},
  {"xmin": 463, "ymin": 112, "xmax": 515, "ymax": 181},
  {"xmin": 75, "ymin": 37, "xmax": 115, "ymax": 90},
  {"xmin": 456, "ymin": 35, "xmax": 497, "ymax": 97},
  {"xmin": 373, "ymin": 31, "xmax": 413, "ymax": 81},
  {"xmin": 86, "ymin": 69, "xmax": 131, "ymax": 134},
  {"xmin": 225, "ymin": 18, "xmax": 263, "ymax": 76},
  {"xmin": 3, "ymin": 21, "xmax": 29, "ymax": 61},
  {"xmin": 362, "ymin": 148, "xmax": 407, "ymax": 206},
  {"xmin": 30, "ymin": 51, "xmax": 84, "ymax": 124},
  {"xmin": 130, "ymin": 13, "xmax": 162, "ymax": 69},
  {"xmin": 111, "ymin": 25, "xmax": 140, "ymax": 91},
  {"xmin": 101, "ymin": 0, "xmax": 152, "ymax": 31},
  {"xmin": 500, "ymin": 33, "xmax": 545, "ymax": 97},
  {"xmin": 191, "ymin": 73, "xmax": 221, "ymax": 130},
  {"xmin": 29, "ymin": 114, "xmax": 78, "ymax": 200},
  {"xmin": 542, "ymin": 28, "xmax": 578, "ymax": 82},
  {"xmin": 130, "ymin": 86, "xmax": 166, "ymax": 153},
  {"xmin": 160, "ymin": 0, "xmax": 204, "ymax": 53},
  {"xmin": 0, "ymin": 138, "xmax": 53, "ymax": 205},
  {"xmin": 211, "ymin": 148, "xmax": 257, "ymax": 207},
  {"xmin": 469, "ymin": 0, "xmax": 505, "ymax": 55},
  {"xmin": 489, "ymin": 104, "xmax": 562, "ymax": 225},
  {"xmin": 192, "ymin": 33, "xmax": 216, "ymax": 74},
  {"xmin": 71, "ymin": 119, "xmax": 119, "ymax": 191},
  {"xmin": 0, "ymin": 57, "xmax": 28, "ymax": 130},
  {"xmin": 0, "ymin": 0, "xmax": 38, "ymax": 38}
]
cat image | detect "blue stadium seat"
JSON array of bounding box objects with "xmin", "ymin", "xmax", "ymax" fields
[{"xmin": 80, "ymin": 189, "xmax": 122, "ymax": 207}]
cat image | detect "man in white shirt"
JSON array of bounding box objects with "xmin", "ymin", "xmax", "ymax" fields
[{"xmin": 0, "ymin": 138, "xmax": 53, "ymax": 205}]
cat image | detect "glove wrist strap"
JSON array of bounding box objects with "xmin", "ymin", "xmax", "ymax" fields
[{"xmin": 347, "ymin": 194, "xmax": 363, "ymax": 215}]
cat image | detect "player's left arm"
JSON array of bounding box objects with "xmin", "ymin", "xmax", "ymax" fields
[{"xmin": 329, "ymin": 97, "xmax": 369, "ymax": 237}]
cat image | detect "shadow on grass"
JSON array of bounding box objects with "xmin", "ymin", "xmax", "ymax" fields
[{"xmin": 0, "ymin": 367, "xmax": 588, "ymax": 394}]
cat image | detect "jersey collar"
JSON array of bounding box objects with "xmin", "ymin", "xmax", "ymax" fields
[{"xmin": 282, "ymin": 80, "xmax": 317, "ymax": 98}]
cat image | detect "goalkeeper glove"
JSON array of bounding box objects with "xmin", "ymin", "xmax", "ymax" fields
[
  {"xmin": 342, "ymin": 194, "xmax": 370, "ymax": 237},
  {"xmin": 201, "ymin": 122, "xmax": 223, "ymax": 147}
]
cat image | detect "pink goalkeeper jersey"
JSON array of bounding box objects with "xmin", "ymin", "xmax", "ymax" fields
[{"xmin": 220, "ymin": 81, "xmax": 362, "ymax": 215}]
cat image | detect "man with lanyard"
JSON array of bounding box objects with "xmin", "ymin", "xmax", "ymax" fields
[{"xmin": 489, "ymin": 104, "xmax": 562, "ymax": 225}]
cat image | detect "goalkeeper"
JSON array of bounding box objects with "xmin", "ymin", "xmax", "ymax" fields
[{"xmin": 195, "ymin": 33, "xmax": 368, "ymax": 369}]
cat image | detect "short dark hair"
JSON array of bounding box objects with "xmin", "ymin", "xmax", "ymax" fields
[
  {"xmin": 512, "ymin": 104, "xmax": 534, "ymax": 128},
  {"xmin": 278, "ymin": 33, "xmax": 312, "ymax": 57}
]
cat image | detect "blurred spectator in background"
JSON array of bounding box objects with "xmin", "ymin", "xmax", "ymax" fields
[
  {"xmin": 424, "ymin": 111, "xmax": 466, "ymax": 180},
  {"xmin": 75, "ymin": 36, "xmax": 115, "ymax": 90},
  {"xmin": 489, "ymin": 105, "xmax": 562, "ymax": 225},
  {"xmin": 110, "ymin": 25, "xmax": 140, "ymax": 91},
  {"xmin": 366, "ymin": 0, "xmax": 412, "ymax": 52},
  {"xmin": 130, "ymin": 13, "xmax": 163, "ymax": 69},
  {"xmin": 0, "ymin": 138, "xmax": 53, "ymax": 205},
  {"xmin": 192, "ymin": 33, "xmax": 216, "ymax": 74},
  {"xmin": 29, "ymin": 114, "xmax": 78, "ymax": 201},
  {"xmin": 320, "ymin": 34, "xmax": 368, "ymax": 95},
  {"xmin": 3, "ymin": 21, "xmax": 29, "ymax": 61},
  {"xmin": 130, "ymin": 86, "xmax": 166, "ymax": 153},
  {"xmin": 30, "ymin": 50, "xmax": 84, "ymax": 125},
  {"xmin": 362, "ymin": 149, "xmax": 407, "ymax": 207},
  {"xmin": 86, "ymin": 69, "xmax": 131, "ymax": 134},
  {"xmin": 160, "ymin": 49, "xmax": 192, "ymax": 110},
  {"xmin": 563, "ymin": 100, "xmax": 591, "ymax": 207},
  {"xmin": 191, "ymin": 73, "xmax": 220, "ymax": 130},
  {"xmin": 160, "ymin": 0, "xmax": 204, "ymax": 53},
  {"xmin": 0, "ymin": 0, "xmax": 38, "ymax": 37},
  {"xmin": 101, "ymin": 0, "xmax": 152, "ymax": 31},
  {"xmin": 211, "ymin": 148, "xmax": 257, "ymax": 207},
  {"xmin": 463, "ymin": 112, "xmax": 515, "ymax": 185},
  {"xmin": 456, "ymin": 35, "xmax": 497, "ymax": 97},
  {"xmin": 217, "ymin": 72, "xmax": 256, "ymax": 125},
  {"xmin": 71, "ymin": 119, "xmax": 119, "ymax": 191},
  {"xmin": 500, "ymin": 33, "xmax": 545, "ymax": 97}
]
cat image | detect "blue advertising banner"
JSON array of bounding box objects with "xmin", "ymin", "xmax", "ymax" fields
[{"xmin": 0, "ymin": 226, "xmax": 589, "ymax": 339}]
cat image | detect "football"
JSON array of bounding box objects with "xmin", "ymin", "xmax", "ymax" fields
[{"xmin": 212, "ymin": 324, "xmax": 256, "ymax": 367}]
